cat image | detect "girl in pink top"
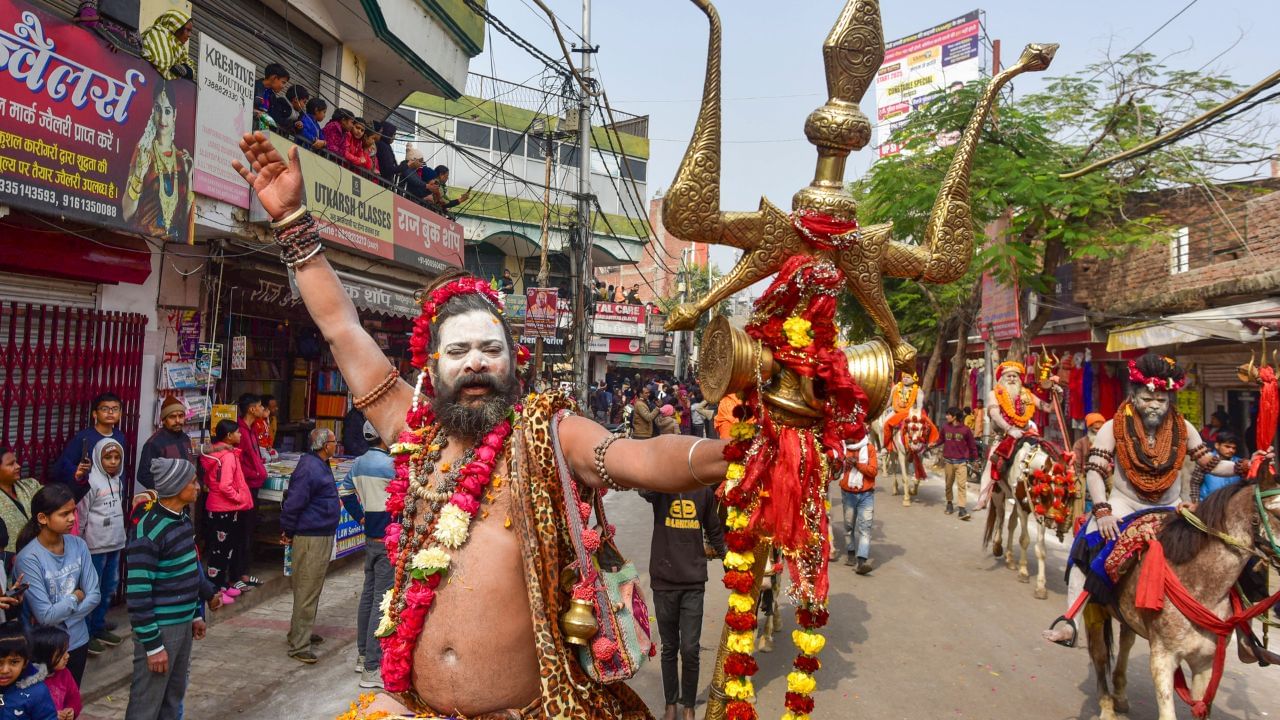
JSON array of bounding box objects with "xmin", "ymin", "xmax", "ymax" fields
[
  {"xmin": 200, "ymin": 420, "xmax": 255, "ymax": 603},
  {"xmin": 31, "ymin": 625, "xmax": 80, "ymax": 720}
]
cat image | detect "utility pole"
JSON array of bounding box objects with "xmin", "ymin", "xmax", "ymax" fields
[
  {"xmin": 570, "ymin": 0, "xmax": 595, "ymax": 408},
  {"xmin": 533, "ymin": 118, "xmax": 555, "ymax": 382}
]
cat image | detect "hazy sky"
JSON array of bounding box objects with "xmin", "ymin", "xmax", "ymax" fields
[{"xmin": 476, "ymin": 1, "xmax": 1280, "ymax": 276}]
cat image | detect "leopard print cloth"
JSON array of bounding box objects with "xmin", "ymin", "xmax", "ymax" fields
[{"xmin": 509, "ymin": 391, "xmax": 653, "ymax": 720}]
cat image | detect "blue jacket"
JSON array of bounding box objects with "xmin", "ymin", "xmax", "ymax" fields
[
  {"xmin": 339, "ymin": 448, "xmax": 394, "ymax": 540},
  {"xmin": 52, "ymin": 427, "xmax": 127, "ymax": 500},
  {"xmin": 300, "ymin": 113, "xmax": 321, "ymax": 143},
  {"xmin": 0, "ymin": 664, "xmax": 57, "ymax": 720},
  {"xmin": 1199, "ymin": 453, "xmax": 1245, "ymax": 501},
  {"xmin": 16, "ymin": 534, "xmax": 100, "ymax": 652},
  {"xmin": 280, "ymin": 452, "xmax": 340, "ymax": 537}
]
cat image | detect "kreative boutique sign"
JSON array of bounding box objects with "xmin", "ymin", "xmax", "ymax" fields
[{"xmin": 0, "ymin": 0, "xmax": 198, "ymax": 242}]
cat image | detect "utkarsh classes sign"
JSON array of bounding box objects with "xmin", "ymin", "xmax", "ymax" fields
[
  {"xmin": 0, "ymin": 0, "xmax": 198, "ymax": 242},
  {"xmin": 874, "ymin": 10, "xmax": 983, "ymax": 158}
]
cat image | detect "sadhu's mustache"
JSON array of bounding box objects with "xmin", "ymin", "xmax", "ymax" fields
[{"xmin": 455, "ymin": 374, "xmax": 499, "ymax": 391}]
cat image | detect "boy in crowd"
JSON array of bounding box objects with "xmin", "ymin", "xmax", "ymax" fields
[
  {"xmin": 941, "ymin": 407, "xmax": 979, "ymax": 520},
  {"xmin": 640, "ymin": 486, "xmax": 725, "ymax": 720},
  {"xmin": 125, "ymin": 459, "xmax": 221, "ymax": 720},
  {"xmin": 340, "ymin": 423, "xmax": 395, "ymax": 689},
  {"xmin": 254, "ymin": 62, "xmax": 292, "ymax": 130},
  {"xmin": 53, "ymin": 392, "xmax": 128, "ymax": 502},
  {"xmin": 299, "ymin": 98, "xmax": 327, "ymax": 151}
]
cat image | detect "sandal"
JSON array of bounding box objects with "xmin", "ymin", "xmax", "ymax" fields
[
  {"xmin": 243, "ymin": 575, "xmax": 264, "ymax": 587},
  {"xmin": 233, "ymin": 581, "xmax": 251, "ymax": 592}
]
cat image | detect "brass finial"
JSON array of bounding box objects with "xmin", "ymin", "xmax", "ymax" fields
[{"xmin": 793, "ymin": 0, "xmax": 883, "ymax": 223}]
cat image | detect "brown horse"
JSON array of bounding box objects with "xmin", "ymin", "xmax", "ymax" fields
[{"xmin": 1086, "ymin": 473, "xmax": 1280, "ymax": 720}]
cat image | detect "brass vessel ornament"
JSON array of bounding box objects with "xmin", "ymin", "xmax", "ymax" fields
[
  {"xmin": 559, "ymin": 597, "xmax": 598, "ymax": 646},
  {"xmin": 665, "ymin": 0, "xmax": 1056, "ymax": 416}
]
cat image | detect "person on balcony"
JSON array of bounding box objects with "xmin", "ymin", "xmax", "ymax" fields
[
  {"xmin": 140, "ymin": 10, "xmax": 194, "ymax": 81},
  {"xmin": 323, "ymin": 109, "xmax": 354, "ymax": 159},
  {"xmin": 344, "ymin": 120, "xmax": 371, "ymax": 172},
  {"xmin": 374, "ymin": 121, "xmax": 399, "ymax": 183}
]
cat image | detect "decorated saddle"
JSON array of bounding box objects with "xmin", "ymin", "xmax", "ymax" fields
[{"xmin": 1066, "ymin": 508, "xmax": 1174, "ymax": 604}]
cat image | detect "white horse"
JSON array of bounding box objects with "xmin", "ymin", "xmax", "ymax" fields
[
  {"xmin": 982, "ymin": 436, "xmax": 1071, "ymax": 599},
  {"xmin": 888, "ymin": 414, "xmax": 933, "ymax": 507}
]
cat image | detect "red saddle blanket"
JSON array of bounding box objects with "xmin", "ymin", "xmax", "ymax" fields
[{"xmin": 1102, "ymin": 512, "xmax": 1168, "ymax": 584}]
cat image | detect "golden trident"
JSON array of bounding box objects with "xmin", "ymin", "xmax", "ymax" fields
[
  {"xmin": 663, "ymin": 0, "xmax": 1057, "ymax": 378},
  {"xmin": 660, "ymin": 3, "xmax": 1057, "ymax": 718}
]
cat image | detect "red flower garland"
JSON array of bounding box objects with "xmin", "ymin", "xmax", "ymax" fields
[
  {"xmin": 793, "ymin": 655, "xmax": 821, "ymax": 674},
  {"xmin": 723, "ymin": 570, "xmax": 754, "ymax": 594},
  {"xmin": 725, "ymin": 611, "xmax": 758, "ymax": 632},
  {"xmin": 785, "ymin": 693, "xmax": 816, "ymax": 714},
  {"xmin": 725, "ymin": 530, "xmax": 756, "ymax": 553},
  {"xmin": 726, "ymin": 702, "xmax": 755, "ymax": 720},
  {"xmin": 724, "ymin": 653, "xmax": 759, "ymax": 677}
]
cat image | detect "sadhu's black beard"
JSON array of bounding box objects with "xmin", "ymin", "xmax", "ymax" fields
[{"xmin": 433, "ymin": 372, "xmax": 521, "ymax": 439}]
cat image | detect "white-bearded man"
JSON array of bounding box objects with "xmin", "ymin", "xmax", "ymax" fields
[
  {"xmin": 235, "ymin": 134, "xmax": 729, "ymax": 719},
  {"xmin": 975, "ymin": 361, "xmax": 1055, "ymax": 510}
]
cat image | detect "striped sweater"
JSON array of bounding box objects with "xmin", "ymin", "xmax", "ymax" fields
[{"xmin": 126, "ymin": 503, "xmax": 216, "ymax": 653}]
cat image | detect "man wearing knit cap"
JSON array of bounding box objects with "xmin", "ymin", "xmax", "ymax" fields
[
  {"xmin": 125, "ymin": 457, "xmax": 221, "ymax": 720},
  {"xmin": 137, "ymin": 398, "xmax": 192, "ymax": 493}
]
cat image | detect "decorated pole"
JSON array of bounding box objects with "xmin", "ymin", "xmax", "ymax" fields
[{"xmin": 658, "ymin": 1, "xmax": 1057, "ymax": 717}]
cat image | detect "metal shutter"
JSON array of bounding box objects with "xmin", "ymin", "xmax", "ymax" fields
[
  {"xmin": 190, "ymin": 0, "xmax": 324, "ymax": 95},
  {"xmin": 0, "ymin": 271, "xmax": 97, "ymax": 307}
]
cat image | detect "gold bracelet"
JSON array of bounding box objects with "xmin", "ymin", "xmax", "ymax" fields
[
  {"xmin": 353, "ymin": 368, "xmax": 400, "ymax": 410},
  {"xmin": 270, "ymin": 205, "xmax": 310, "ymax": 229}
]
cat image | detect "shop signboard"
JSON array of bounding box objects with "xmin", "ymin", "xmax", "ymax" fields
[
  {"xmin": 255, "ymin": 133, "xmax": 464, "ymax": 274},
  {"xmin": 979, "ymin": 271, "xmax": 1021, "ymax": 341},
  {"xmin": 875, "ymin": 10, "xmax": 982, "ymax": 157},
  {"xmin": 340, "ymin": 278, "xmax": 419, "ymax": 319},
  {"xmin": 0, "ymin": 0, "xmax": 198, "ymax": 242},
  {"xmin": 593, "ymin": 302, "xmax": 646, "ymax": 339},
  {"xmin": 589, "ymin": 336, "xmax": 644, "ymax": 354},
  {"xmin": 194, "ymin": 35, "xmax": 254, "ymax": 208},
  {"xmin": 645, "ymin": 312, "xmax": 668, "ymax": 355},
  {"xmin": 525, "ymin": 287, "xmax": 559, "ymax": 339}
]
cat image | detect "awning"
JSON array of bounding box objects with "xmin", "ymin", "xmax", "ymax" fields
[
  {"xmin": 605, "ymin": 353, "xmax": 674, "ymax": 370},
  {"xmin": 1106, "ymin": 299, "xmax": 1280, "ymax": 351}
]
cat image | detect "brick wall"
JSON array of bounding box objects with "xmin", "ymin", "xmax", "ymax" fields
[
  {"xmin": 594, "ymin": 196, "xmax": 709, "ymax": 304},
  {"xmin": 1073, "ymin": 179, "xmax": 1280, "ymax": 316}
]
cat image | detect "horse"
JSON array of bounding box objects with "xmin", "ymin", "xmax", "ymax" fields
[
  {"xmin": 1084, "ymin": 473, "xmax": 1280, "ymax": 720},
  {"xmin": 885, "ymin": 412, "xmax": 936, "ymax": 507},
  {"xmin": 983, "ymin": 435, "xmax": 1074, "ymax": 599}
]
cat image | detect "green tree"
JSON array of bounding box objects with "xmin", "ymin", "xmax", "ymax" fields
[{"xmin": 846, "ymin": 52, "xmax": 1271, "ymax": 399}]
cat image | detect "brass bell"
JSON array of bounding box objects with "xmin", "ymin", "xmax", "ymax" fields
[{"xmin": 560, "ymin": 597, "xmax": 599, "ymax": 646}]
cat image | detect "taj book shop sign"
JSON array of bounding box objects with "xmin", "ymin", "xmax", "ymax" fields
[{"xmin": 0, "ymin": 0, "xmax": 198, "ymax": 242}]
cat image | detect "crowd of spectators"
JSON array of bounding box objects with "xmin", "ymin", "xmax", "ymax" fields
[{"xmin": 251, "ymin": 62, "xmax": 471, "ymax": 220}]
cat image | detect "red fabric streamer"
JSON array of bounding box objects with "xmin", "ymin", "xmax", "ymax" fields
[
  {"xmin": 792, "ymin": 210, "xmax": 859, "ymax": 251},
  {"xmin": 1256, "ymin": 366, "xmax": 1278, "ymax": 452},
  {"xmin": 1134, "ymin": 538, "xmax": 1280, "ymax": 719}
]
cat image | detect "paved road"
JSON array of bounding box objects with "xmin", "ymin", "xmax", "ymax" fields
[{"xmin": 84, "ymin": 467, "xmax": 1278, "ymax": 719}]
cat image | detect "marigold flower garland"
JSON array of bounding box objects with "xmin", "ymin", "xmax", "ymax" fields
[
  {"xmin": 994, "ymin": 384, "xmax": 1035, "ymax": 428},
  {"xmin": 720, "ymin": 410, "xmax": 762, "ymax": 720}
]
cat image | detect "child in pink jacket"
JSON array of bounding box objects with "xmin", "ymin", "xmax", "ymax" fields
[
  {"xmin": 31, "ymin": 625, "xmax": 80, "ymax": 720},
  {"xmin": 200, "ymin": 420, "xmax": 255, "ymax": 603}
]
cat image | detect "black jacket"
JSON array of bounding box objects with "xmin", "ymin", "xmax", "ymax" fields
[
  {"xmin": 375, "ymin": 140, "xmax": 398, "ymax": 183},
  {"xmin": 136, "ymin": 428, "xmax": 192, "ymax": 490},
  {"xmin": 397, "ymin": 162, "xmax": 431, "ymax": 202},
  {"xmin": 640, "ymin": 487, "xmax": 725, "ymax": 591}
]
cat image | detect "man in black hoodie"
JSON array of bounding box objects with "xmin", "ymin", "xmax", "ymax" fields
[
  {"xmin": 640, "ymin": 487, "xmax": 725, "ymax": 720},
  {"xmin": 374, "ymin": 121, "xmax": 399, "ymax": 184}
]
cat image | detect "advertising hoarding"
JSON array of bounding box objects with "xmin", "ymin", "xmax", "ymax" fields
[
  {"xmin": 0, "ymin": 0, "xmax": 198, "ymax": 241},
  {"xmin": 875, "ymin": 10, "xmax": 983, "ymax": 157},
  {"xmin": 194, "ymin": 35, "xmax": 254, "ymax": 208}
]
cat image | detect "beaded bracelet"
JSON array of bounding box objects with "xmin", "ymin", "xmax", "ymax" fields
[
  {"xmin": 1189, "ymin": 445, "xmax": 1210, "ymax": 463},
  {"xmin": 1086, "ymin": 460, "xmax": 1112, "ymax": 479},
  {"xmin": 1092, "ymin": 502, "xmax": 1113, "ymax": 518},
  {"xmin": 593, "ymin": 432, "xmax": 627, "ymax": 492},
  {"xmin": 1087, "ymin": 447, "xmax": 1115, "ymax": 462},
  {"xmin": 1233, "ymin": 459, "xmax": 1250, "ymax": 478},
  {"xmin": 353, "ymin": 368, "xmax": 400, "ymax": 410},
  {"xmin": 274, "ymin": 211, "xmax": 322, "ymax": 265}
]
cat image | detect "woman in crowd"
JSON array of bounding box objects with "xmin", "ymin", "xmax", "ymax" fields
[
  {"xmin": 0, "ymin": 446, "xmax": 39, "ymax": 555},
  {"xmin": 15, "ymin": 485, "xmax": 99, "ymax": 685}
]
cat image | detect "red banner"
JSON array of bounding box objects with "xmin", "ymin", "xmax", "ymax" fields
[{"xmin": 0, "ymin": 0, "xmax": 198, "ymax": 242}]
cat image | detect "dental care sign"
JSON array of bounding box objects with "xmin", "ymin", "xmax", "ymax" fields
[{"xmin": 0, "ymin": 0, "xmax": 197, "ymax": 242}]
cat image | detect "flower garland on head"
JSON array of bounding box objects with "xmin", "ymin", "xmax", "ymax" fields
[
  {"xmin": 374, "ymin": 275, "xmax": 530, "ymax": 694},
  {"xmin": 1127, "ymin": 357, "xmax": 1187, "ymax": 392}
]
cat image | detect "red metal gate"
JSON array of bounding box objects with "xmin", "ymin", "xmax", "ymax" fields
[{"xmin": 0, "ymin": 303, "xmax": 146, "ymax": 482}]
